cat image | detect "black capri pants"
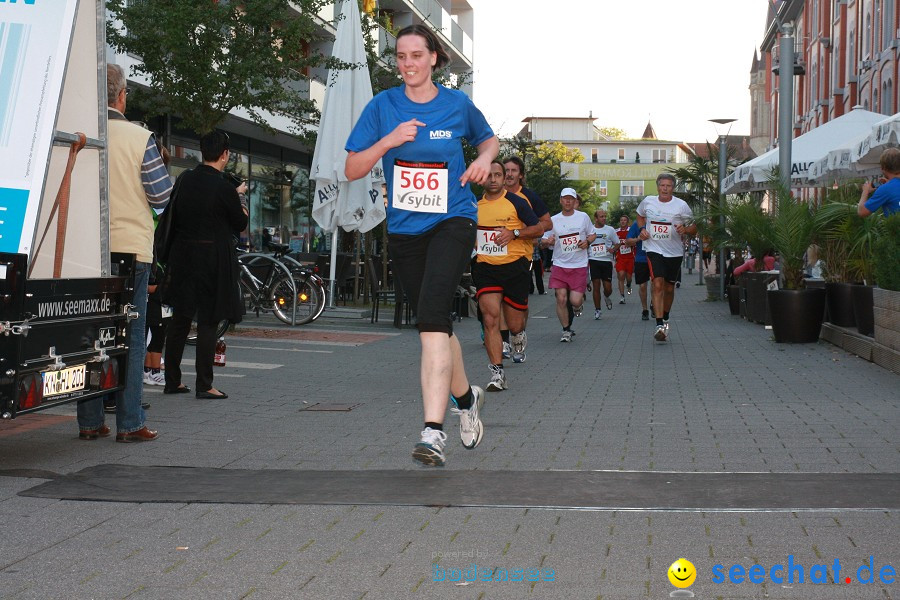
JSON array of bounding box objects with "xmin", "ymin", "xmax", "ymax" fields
[{"xmin": 388, "ymin": 217, "xmax": 476, "ymax": 335}]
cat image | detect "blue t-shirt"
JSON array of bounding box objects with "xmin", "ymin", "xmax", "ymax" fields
[
  {"xmin": 345, "ymin": 84, "xmax": 495, "ymax": 235},
  {"xmin": 865, "ymin": 177, "xmax": 900, "ymax": 217},
  {"xmin": 627, "ymin": 221, "xmax": 647, "ymax": 263}
]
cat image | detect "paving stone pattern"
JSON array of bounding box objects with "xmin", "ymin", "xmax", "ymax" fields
[{"xmin": 0, "ymin": 273, "xmax": 897, "ymax": 599}]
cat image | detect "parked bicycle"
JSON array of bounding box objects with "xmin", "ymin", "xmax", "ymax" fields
[
  {"xmin": 186, "ymin": 245, "xmax": 325, "ymax": 344},
  {"xmin": 237, "ymin": 245, "xmax": 326, "ymax": 325}
]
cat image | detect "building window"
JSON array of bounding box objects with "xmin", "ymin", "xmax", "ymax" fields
[
  {"xmin": 875, "ymin": 0, "xmax": 882, "ymax": 54},
  {"xmin": 865, "ymin": 12, "xmax": 871, "ymax": 57},
  {"xmin": 811, "ymin": 59, "xmax": 818, "ymax": 105},
  {"xmin": 597, "ymin": 180, "xmax": 608, "ymax": 196},
  {"xmin": 849, "ymin": 28, "xmax": 856, "ymax": 77},
  {"xmin": 874, "ymin": 87, "xmax": 879, "ymax": 113},
  {"xmin": 617, "ymin": 148, "xmax": 625, "ymax": 161},
  {"xmin": 591, "ymin": 148, "xmax": 598, "ymax": 163},
  {"xmin": 885, "ymin": 0, "xmax": 895, "ymax": 48},
  {"xmin": 887, "ymin": 79, "xmax": 894, "ymax": 114},
  {"xmin": 621, "ymin": 181, "xmax": 644, "ymax": 197},
  {"xmin": 652, "ymin": 149, "xmax": 667, "ymax": 163}
]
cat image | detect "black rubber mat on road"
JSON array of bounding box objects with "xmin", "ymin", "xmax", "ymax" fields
[{"xmin": 18, "ymin": 465, "xmax": 900, "ymax": 511}]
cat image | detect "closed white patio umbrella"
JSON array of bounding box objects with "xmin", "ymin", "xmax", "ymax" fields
[{"xmin": 310, "ymin": 0, "xmax": 384, "ymax": 302}]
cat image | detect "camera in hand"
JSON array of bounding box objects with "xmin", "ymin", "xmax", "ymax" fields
[{"xmin": 223, "ymin": 171, "xmax": 243, "ymax": 188}]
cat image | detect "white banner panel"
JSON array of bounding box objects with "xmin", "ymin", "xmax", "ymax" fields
[{"xmin": 0, "ymin": 0, "xmax": 79, "ymax": 255}]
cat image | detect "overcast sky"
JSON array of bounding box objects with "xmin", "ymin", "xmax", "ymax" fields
[{"xmin": 466, "ymin": 0, "xmax": 771, "ymax": 143}]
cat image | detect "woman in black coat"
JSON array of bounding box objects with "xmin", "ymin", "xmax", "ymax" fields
[{"xmin": 163, "ymin": 131, "xmax": 248, "ymax": 399}]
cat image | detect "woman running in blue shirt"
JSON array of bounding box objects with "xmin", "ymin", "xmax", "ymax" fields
[{"xmin": 345, "ymin": 25, "xmax": 499, "ymax": 467}]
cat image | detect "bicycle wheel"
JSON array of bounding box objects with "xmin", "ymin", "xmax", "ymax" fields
[
  {"xmin": 186, "ymin": 319, "xmax": 229, "ymax": 345},
  {"xmin": 270, "ymin": 275, "xmax": 319, "ymax": 325}
]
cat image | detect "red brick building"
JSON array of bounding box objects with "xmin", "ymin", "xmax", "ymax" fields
[{"xmin": 752, "ymin": 0, "xmax": 898, "ymax": 151}]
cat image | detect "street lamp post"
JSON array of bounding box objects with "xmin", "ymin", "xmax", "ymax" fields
[{"xmin": 710, "ymin": 118, "xmax": 737, "ymax": 301}]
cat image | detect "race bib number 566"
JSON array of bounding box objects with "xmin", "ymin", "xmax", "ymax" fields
[{"xmin": 392, "ymin": 159, "xmax": 448, "ymax": 214}]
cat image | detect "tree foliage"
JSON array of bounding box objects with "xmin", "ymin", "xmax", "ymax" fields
[
  {"xmin": 598, "ymin": 126, "xmax": 627, "ymax": 140},
  {"xmin": 107, "ymin": 0, "xmax": 346, "ymax": 136},
  {"xmin": 499, "ymin": 138, "xmax": 589, "ymax": 214}
]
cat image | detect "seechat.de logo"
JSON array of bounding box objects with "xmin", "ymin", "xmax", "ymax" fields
[{"xmin": 0, "ymin": 0, "xmax": 37, "ymax": 4}]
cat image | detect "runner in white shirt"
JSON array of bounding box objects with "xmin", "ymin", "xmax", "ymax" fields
[
  {"xmin": 540, "ymin": 188, "xmax": 595, "ymax": 342},
  {"xmin": 636, "ymin": 173, "xmax": 697, "ymax": 342},
  {"xmin": 588, "ymin": 210, "xmax": 618, "ymax": 320}
]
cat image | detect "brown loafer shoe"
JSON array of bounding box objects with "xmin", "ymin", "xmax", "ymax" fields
[
  {"xmin": 79, "ymin": 424, "xmax": 111, "ymax": 440},
  {"xmin": 115, "ymin": 426, "xmax": 158, "ymax": 443}
]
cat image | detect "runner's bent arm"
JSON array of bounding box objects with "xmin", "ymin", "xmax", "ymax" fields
[
  {"xmin": 459, "ymin": 136, "xmax": 500, "ymax": 186},
  {"xmin": 345, "ymin": 118, "xmax": 426, "ymax": 181}
]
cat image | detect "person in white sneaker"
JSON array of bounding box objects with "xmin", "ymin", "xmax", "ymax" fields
[
  {"xmin": 474, "ymin": 161, "xmax": 543, "ymax": 391},
  {"xmin": 588, "ymin": 209, "xmax": 618, "ymax": 319},
  {"xmin": 541, "ymin": 188, "xmax": 595, "ymax": 342},
  {"xmin": 636, "ymin": 174, "xmax": 696, "ymax": 342},
  {"xmin": 345, "ymin": 25, "xmax": 498, "ymax": 466}
]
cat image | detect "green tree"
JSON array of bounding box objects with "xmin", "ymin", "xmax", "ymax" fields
[
  {"xmin": 598, "ymin": 126, "xmax": 627, "ymax": 140},
  {"xmin": 107, "ymin": 0, "xmax": 346, "ymax": 136},
  {"xmin": 500, "ymin": 138, "xmax": 589, "ymax": 213}
]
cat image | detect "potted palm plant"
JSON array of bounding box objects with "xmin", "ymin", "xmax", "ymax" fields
[
  {"xmin": 872, "ymin": 214, "xmax": 900, "ymax": 351},
  {"xmin": 815, "ymin": 199, "xmax": 859, "ymax": 328},
  {"xmin": 814, "ymin": 192, "xmax": 883, "ymax": 335},
  {"xmin": 766, "ymin": 188, "xmax": 827, "ymax": 343},
  {"xmin": 722, "ymin": 199, "xmax": 776, "ymax": 323}
]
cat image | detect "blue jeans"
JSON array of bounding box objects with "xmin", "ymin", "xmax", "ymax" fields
[{"xmin": 77, "ymin": 261, "xmax": 149, "ymax": 433}]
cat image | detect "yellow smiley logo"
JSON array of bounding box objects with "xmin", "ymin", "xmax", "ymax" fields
[{"xmin": 668, "ymin": 558, "xmax": 696, "ymax": 588}]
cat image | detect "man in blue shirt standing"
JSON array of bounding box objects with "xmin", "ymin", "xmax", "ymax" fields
[
  {"xmin": 624, "ymin": 219, "xmax": 650, "ymax": 321},
  {"xmin": 859, "ymin": 148, "xmax": 900, "ymax": 218}
]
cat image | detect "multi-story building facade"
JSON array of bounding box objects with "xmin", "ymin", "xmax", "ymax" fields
[
  {"xmin": 111, "ymin": 0, "xmax": 475, "ymax": 250},
  {"xmin": 519, "ymin": 116, "xmax": 694, "ymax": 208},
  {"xmin": 751, "ymin": 0, "xmax": 898, "ymax": 153}
]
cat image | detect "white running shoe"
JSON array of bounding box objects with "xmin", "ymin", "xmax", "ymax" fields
[
  {"xmin": 573, "ymin": 304, "xmax": 583, "ymax": 318},
  {"xmin": 627, "ymin": 285, "xmax": 632, "ymax": 295},
  {"xmin": 450, "ymin": 386, "xmax": 484, "ymax": 449},
  {"xmin": 511, "ymin": 331, "xmax": 527, "ymax": 363},
  {"xmin": 654, "ymin": 324, "xmax": 668, "ymax": 342},
  {"xmin": 143, "ymin": 370, "xmax": 153, "ymax": 386},
  {"xmin": 560, "ymin": 330, "xmax": 573, "ymax": 343},
  {"xmin": 594, "ymin": 309, "xmax": 602, "ymax": 320},
  {"xmin": 502, "ymin": 341, "xmax": 511, "ymax": 359},
  {"xmin": 412, "ymin": 427, "xmax": 447, "ymax": 467},
  {"xmin": 605, "ymin": 297, "xmax": 613, "ymax": 310},
  {"xmin": 147, "ymin": 370, "xmax": 165, "ymax": 386},
  {"xmin": 619, "ymin": 296, "xmax": 626, "ymax": 305},
  {"xmin": 485, "ymin": 365, "xmax": 508, "ymax": 392}
]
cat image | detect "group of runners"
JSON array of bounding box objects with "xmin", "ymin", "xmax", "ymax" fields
[{"xmin": 345, "ymin": 24, "xmax": 696, "ymax": 468}]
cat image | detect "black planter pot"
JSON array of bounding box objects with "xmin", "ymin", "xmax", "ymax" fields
[
  {"xmin": 805, "ymin": 279, "xmax": 828, "ymax": 322},
  {"xmin": 825, "ymin": 282, "xmax": 857, "ymax": 328},
  {"xmin": 738, "ymin": 277, "xmax": 749, "ymax": 319},
  {"xmin": 768, "ymin": 288, "xmax": 827, "ymax": 343},
  {"xmin": 851, "ymin": 284, "xmax": 875, "ymax": 336},
  {"xmin": 728, "ymin": 285, "xmax": 741, "ymax": 315},
  {"xmin": 745, "ymin": 272, "xmax": 778, "ymax": 324}
]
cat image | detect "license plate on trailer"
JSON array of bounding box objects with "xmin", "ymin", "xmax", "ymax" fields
[{"xmin": 42, "ymin": 365, "xmax": 87, "ymax": 397}]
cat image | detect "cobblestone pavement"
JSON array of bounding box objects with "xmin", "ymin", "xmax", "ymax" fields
[{"xmin": 0, "ymin": 271, "xmax": 897, "ymax": 599}]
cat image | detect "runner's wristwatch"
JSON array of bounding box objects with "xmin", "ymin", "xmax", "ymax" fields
[{"xmin": 513, "ymin": 229, "xmax": 520, "ymax": 239}]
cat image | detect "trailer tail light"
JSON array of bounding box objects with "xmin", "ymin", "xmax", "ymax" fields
[
  {"xmin": 100, "ymin": 360, "xmax": 119, "ymax": 390},
  {"xmin": 18, "ymin": 373, "xmax": 43, "ymax": 411}
]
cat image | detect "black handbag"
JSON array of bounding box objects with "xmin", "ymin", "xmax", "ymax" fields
[{"xmin": 153, "ymin": 171, "xmax": 185, "ymax": 265}]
